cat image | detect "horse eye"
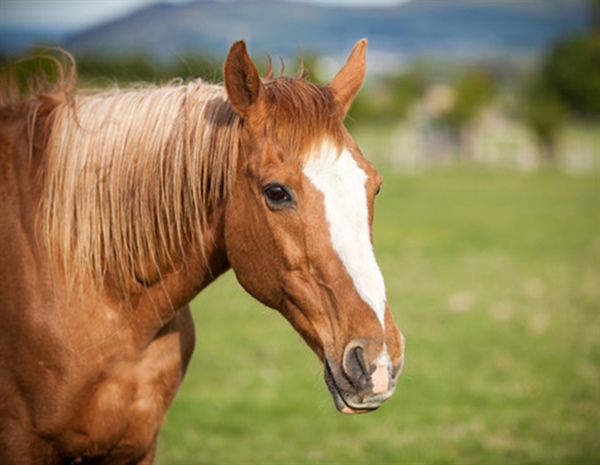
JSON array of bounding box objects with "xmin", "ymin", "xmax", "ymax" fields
[
  {"xmin": 263, "ymin": 184, "xmax": 294, "ymax": 208},
  {"xmin": 375, "ymin": 184, "xmax": 382, "ymax": 196}
]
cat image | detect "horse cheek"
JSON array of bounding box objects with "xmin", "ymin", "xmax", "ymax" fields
[{"xmin": 224, "ymin": 201, "xmax": 281, "ymax": 310}]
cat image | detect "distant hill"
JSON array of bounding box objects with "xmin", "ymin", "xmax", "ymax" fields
[{"xmin": 2, "ymin": 0, "xmax": 592, "ymax": 65}]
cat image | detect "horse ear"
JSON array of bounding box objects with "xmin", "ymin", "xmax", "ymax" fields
[
  {"xmin": 329, "ymin": 39, "xmax": 367, "ymax": 117},
  {"xmin": 224, "ymin": 40, "xmax": 263, "ymax": 118}
]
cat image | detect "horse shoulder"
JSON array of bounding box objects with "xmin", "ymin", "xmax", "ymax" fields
[
  {"xmin": 48, "ymin": 304, "xmax": 195, "ymax": 461},
  {"xmin": 2, "ymin": 291, "xmax": 195, "ymax": 463}
]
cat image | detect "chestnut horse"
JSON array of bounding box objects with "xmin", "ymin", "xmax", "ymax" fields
[{"xmin": 0, "ymin": 40, "xmax": 404, "ymax": 464}]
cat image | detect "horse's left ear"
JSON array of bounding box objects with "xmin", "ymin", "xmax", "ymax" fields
[
  {"xmin": 329, "ymin": 39, "xmax": 367, "ymax": 117},
  {"xmin": 224, "ymin": 40, "xmax": 263, "ymax": 118}
]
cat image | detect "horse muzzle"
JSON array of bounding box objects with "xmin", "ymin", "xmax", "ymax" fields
[{"xmin": 323, "ymin": 336, "xmax": 405, "ymax": 414}]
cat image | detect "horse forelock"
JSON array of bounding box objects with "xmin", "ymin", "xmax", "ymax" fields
[{"xmin": 260, "ymin": 76, "xmax": 345, "ymax": 160}]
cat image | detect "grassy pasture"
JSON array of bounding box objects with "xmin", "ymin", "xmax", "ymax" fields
[{"xmin": 156, "ymin": 168, "xmax": 599, "ymax": 465}]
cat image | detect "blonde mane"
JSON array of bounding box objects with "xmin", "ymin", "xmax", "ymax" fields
[{"xmin": 41, "ymin": 79, "xmax": 241, "ymax": 289}]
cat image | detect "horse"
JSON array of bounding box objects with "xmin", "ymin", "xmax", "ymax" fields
[{"xmin": 0, "ymin": 39, "xmax": 405, "ymax": 464}]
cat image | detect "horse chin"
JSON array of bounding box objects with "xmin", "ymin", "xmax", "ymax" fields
[{"xmin": 323, "ymin": 360, "xmax": 380, "ymax": 415}]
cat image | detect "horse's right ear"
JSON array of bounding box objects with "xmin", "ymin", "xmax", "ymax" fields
[
  {"xmin": 224, "ymin": 40, "xmax": 262, "ymax": 118},
  {"xmin": 329, "ymin": 39, "xmax": 367, "ymax": 117}
]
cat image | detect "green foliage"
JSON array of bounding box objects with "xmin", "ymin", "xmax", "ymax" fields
[
  {"xmin": 543, "ymin": 32, "xmax": 600, "ymax": 119},
  {"xmin": 75, "ymin": 53, "xmax": 223, "ymax": 86},
  {"xmin": 347, "ymin": 71, "xmax": 425, "ymax": 128},
  {"xmin": 1, "ymin": 48, "xmax": 224, "ymax": 89},
  {"xmin": 442, "ymin": 68, "xmax": 496, "ymax": 130},
  {"xmin": 517, "ymin": 24, "xmax": 600, "ymax": 161},
  {"xmin": 156, "ymin": 169, "xmax": 599, "ymax": 465},
  {"xmin": 520, "ymin": 76, "xmax": 567, "ymax": 161},
  {"xmin": 169, "ymin": 54, "xmax": 224, "ymax": 82},
  {"xmin": 421, "ymin": 67, "xmax": 497, "ymax": 159},
  {"xmin": 75, "ymin": 53, "xmax": 161, "ymax": 84}
]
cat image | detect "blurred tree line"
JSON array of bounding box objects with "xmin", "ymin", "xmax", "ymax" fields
[
  {"xmin": 2, "ymin": 1, "xmax": 598, "ymax": 165},
  {"xmin": 345, "ymin": 0, "xmax": 600, "ymax": 164},
  {"xmin": 77, "ymin": 53, "xmax": 224, "ymax": 85},
  {"xmin": 345, "ymin": 7, "xmax": 599, "ymax": 164},
  {"xmin": 521, "ymin": 5, "xmax": 600, "ymax": 162},
  {"xmin": 0, "ymin": 50, "xmax": 223, "ymax": 87}
]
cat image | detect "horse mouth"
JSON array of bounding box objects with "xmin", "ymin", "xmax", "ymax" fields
[{"xmin": 324, "ymin": 360, "xmax": 381, "ymax": 415}]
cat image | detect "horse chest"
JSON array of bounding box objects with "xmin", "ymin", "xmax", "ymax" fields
[
  {"xmin": 69, "ymin": 319, "xmax": 192, "ymax": 462},
  {"xmin": 54, "ymin": 375, "xmax": 161, "ymax": 462},
  {"xmin": 9, "ymin": 304, "xmax": 195, "ymax": 463}
]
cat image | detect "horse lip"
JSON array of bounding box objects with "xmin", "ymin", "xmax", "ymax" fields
[{"xmin": 324, "ymin": 359, "xmax": 381, "ymax": 415}]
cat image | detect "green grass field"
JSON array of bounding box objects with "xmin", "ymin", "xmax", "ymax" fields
[{"xmin": 156, "ymin": 168, "xmax": 599, "ymax": 465}]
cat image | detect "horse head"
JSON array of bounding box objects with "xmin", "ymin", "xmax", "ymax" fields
[{"xmin": 223, "ymin": 40, "xmax": 404, "ymax": 414}]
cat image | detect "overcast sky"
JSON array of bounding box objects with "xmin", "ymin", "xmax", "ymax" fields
[{"xmin": 1, "ymin": 0, "xmax": 409, "ymax": 31}]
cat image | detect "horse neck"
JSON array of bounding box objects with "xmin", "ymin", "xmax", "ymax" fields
[{"xmin": 133, "ymin": 203, "xmax": 231, "ymax": 331}]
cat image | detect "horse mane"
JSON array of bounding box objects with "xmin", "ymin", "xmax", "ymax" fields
[
  {"xmin": 2, "ymin": 51, "xmax": 344, "ymax": 293},
  {"xmin": 40, "ymin": 78, "xmax": 242, "ymax": 290}
]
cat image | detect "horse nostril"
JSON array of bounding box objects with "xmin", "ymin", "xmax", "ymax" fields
[{"xmin": 343, "ymin": 344, "xmax": 370, "ymax": 388}]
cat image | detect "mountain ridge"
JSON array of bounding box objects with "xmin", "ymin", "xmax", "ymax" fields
[{"xmin": 2, "ymin": 0, "xmax": 591, "ymax": 64}]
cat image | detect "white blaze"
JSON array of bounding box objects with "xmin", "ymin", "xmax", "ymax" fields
[{"xmin": 303, "ymin": 141, "xmax": 387, "ymax": 329}]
